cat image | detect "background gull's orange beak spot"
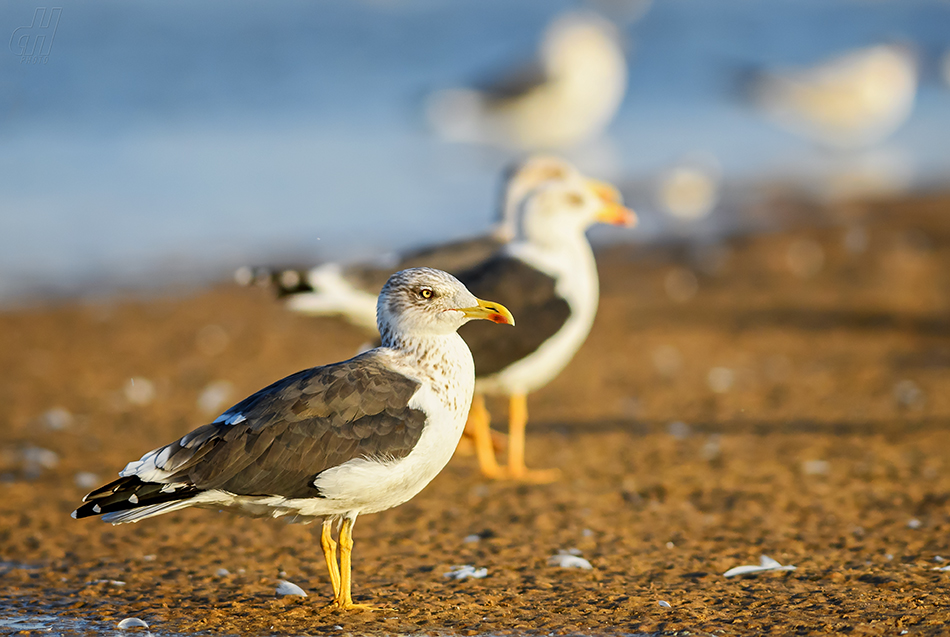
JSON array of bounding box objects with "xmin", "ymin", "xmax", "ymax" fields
[{"xmin": 596, "ymin": 202, "xmax": 638, "ymax": 227}]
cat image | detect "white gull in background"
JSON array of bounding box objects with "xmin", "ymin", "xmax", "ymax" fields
[
  {"xmin": 749, "ymin": 43, "xmax": 918, "ymax": 149},
  {"xmin": 425, "ymin": 12, "xmax": 628, "ymax": 150},
  {"xmin": 455, "ymin": 175, "xmax": 635, "ymax": 481}
]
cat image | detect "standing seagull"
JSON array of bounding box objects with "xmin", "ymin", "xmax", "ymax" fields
[
  {"xmin": 749, "ymin": 43, "xmax": 918, "ymax": 149},
  {"xmin": 425, "ymin": 12, "xmax": 627, "ymax": 150},
  {"xmin": 248, "ymin": 156, "xmax": 613, "ymax": 332},
  {"xmin": 457, "ymin": 177, "xmax": 635, "ymax": 482},
  {"xmin": 72, "ymin": 268, "xmax": 514, "ymax": 611}
]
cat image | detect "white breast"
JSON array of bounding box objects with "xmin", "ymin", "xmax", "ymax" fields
[
  {"xmin": 477, "ymin": 239, "xmax": 599, "ymax": 395},
  {"xmin": 291, "ymin": 334, "xmax": 474, "ymax": 518}
]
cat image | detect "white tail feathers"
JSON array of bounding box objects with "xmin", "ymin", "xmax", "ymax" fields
[
  {"xmin": 284, "ymin": 263, "xmax": 379, "ymax": 331},
  {"xmin": 101, "ymin": 499, "xmax": 197, "ymax": 525}
]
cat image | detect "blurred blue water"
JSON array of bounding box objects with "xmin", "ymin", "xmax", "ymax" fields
[{"xmin": 1, "ymin": 0, "xmax": 949, "ymax": 302}]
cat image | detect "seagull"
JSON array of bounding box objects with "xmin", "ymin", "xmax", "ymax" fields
[
  {"xmin": 247, "ymin": 156, "xmax": 616, "ymax": 333},
  {"xmin": 425, "ymin": 12, "xmax": 627, "ymax": 150},
  {"xmin": 456, "ymin": 176, "xmax": 635, "ymax": 482},
  {"xmin": 72, "ymin": 268, "xmax": 514, "ymax": 611},
  {"xmin": 749, "ymin": 43, "xmax": 918, "ymax": 149}
]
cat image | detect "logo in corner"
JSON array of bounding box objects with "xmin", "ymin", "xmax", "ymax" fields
[{"xmin": 10, "ymin": 7, "xmax": 62, "ymax": 64}]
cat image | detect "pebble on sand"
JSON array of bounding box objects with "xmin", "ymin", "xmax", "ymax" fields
[
  {"xmin": 197, "ymin": 380, "xmax": 235, "ymax": 414},
  {"xmin": 548, "ymin": 550, "xmax": 593, "ymax": 570},
  {"xmin": 723, "ymin": 555, "xmax": 797, "ymax": 578},
  {"xmin": 74, "ymin": 471, "xmax": 100, "ymax": 489},
  {"xmin": 276, "ymin": 580, "xmax": 307, "ymax": 596},
  {"xmin": 707, "ymin": 367, "xmax": 735, "ymax": 393},
  {"xmin": 444, "ymin": 565, "xmax": 488, "ymax": 580},
  {"xmin": 124, "ymin": 377, "xmax": 156, "ymax": 406},
  {"xmin": 117, "ymin": 617, "xmax": 149, "ymax": 629},
  {"xmin": 40, "ymin": 407, "xmax": 73, "ymax": 430},
  {"xmin": 22, "ymin": 447, "xmax": 59, "ymax": 476}
]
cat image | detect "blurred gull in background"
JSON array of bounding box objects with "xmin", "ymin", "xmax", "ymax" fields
[
  {"xmin": 425, "ymin": 12, "xmax": 627, "ymax": 151},
  {"xmin": 246, "ymin": 156, "xmax": 608, "ymax": 331},
  {"xmin": 586, "ymin": 0, "xmax": 654, "ymax": 26},
  {"xmin": 749, "ymin": 44, "xmax": 918, "ymax": 150}
]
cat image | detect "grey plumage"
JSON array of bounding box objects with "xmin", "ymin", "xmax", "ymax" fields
[
  {"xmin": 74, "ymin": 350, "xmax": 426, "ymax": 518},
  {"xmin": 458, "ymin": 256, "xmax": 571, "ymax": 377}
]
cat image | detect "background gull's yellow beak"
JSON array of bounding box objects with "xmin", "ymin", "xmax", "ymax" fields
[
  {"xmin": 586, "ymin": 178, "xmax": 638, "ymax": 227},
  {"xmin": 595, "ymin": 201, "xmax": 638, "ymax": 227},
  {"xmin": 459, "ymin": 298, "xmax": 515, "ymax": 326}
]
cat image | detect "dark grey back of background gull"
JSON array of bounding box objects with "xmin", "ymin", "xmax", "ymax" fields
[
  {"xmin": 342, "ymin": 234, "xmax": 507, "ymax": 296},
  {"xmin": 149, "ymin": 351, "xmax": 427, "ymax": 499},
  {"xmin": 458, "ymin": 256, "xmax": 571, "ymax": 378}
]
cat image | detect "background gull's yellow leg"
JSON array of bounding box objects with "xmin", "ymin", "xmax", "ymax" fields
[
  {"xmin": 507, "ymin": 393, "xmax": 561, "ymax": 483},
  {"xmin": 469, "ymin": 393, "xmax": 506, "ymax": 479}
]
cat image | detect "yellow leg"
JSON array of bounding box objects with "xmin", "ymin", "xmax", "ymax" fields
[
  {"xmin": 321, "ymin": 520, "xmax": 341, "ymax": 599},
  {"xmin": 507, "ymin": 393, "xmax": 561, "ymax": 483},
  {"xmin": 468, "ymin": 393, "xmax": 506, "ymax": 479},
  {"xmin": 329, "ymin": 517, "xmax": 374, "ymax": 611}
]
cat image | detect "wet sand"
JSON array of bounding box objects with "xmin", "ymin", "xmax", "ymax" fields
[{"xmin": 1, "ymin": 192, "xmax": 949, "ymax": 635}]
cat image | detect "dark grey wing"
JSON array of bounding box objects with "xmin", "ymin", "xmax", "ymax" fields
[
  {"xmin": 75, "ymin": 351, "xmax": 426, "ymax": 518},
  {"xmin": 341, "ymin": 234, "xmax": 506, "ymax": 295},
  {"xmin": 162, "ymin": 351, "xmax": 425, "ymax": 498},
  {"xmin": 339, "ymin": 263, "xmax": 396, "ymax": 298},
  {"xmin": 397, "ymin": 234, "xmax": 506, "ymax": 275},
  {"xmin": 457, "ymin": 256, "xmax": 572, "ymax": 377},
  {"xmin": 473, "ymin": 59, "xmax": 549, "ymax": 102}
]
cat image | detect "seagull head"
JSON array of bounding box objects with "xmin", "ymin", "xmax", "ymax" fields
[
  {"xmin": 378, "ymin": 268, "xmax": 514, "ymax": 340},
  {"xmin": 542, "ymin": 12, "xmax": 623, "ymax": 79},
  {"xmin": 518, "ymin": 176, "xmax": 636, "ymax": 248},
  {"xmin": 498, "ymin": 155, "xmax": 580, "ymax": 236}
]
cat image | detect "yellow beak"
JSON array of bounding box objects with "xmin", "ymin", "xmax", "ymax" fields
[
  {"xmin": 586, "ymin": 178, "xmax": 638, "ymax": 228},
  {"xmin": 458, "ymin": 298, "xmax": 515, "ymax": 326},
  {"xmin": 596, "ymin": 201, "xmax": 638, "ymax": 227}
]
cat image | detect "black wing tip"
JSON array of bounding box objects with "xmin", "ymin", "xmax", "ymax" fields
[
  {"xmin": 72, "ymin": 475, "xmax": 200, "ymax": 520},
  {"xmin": 81, "ymin": 475, "xmax": 139, "ymax": 501},
  {"xmin": 274, "ymin": 272, "xmax": 315, "ymax": 298},
  {"xmin": 71, "ymin": 501, "xmax": 103, "ymax": 519}
]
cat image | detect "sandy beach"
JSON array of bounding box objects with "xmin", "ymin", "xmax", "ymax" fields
[{"xmin": 1, "ymin": 191, "xmax": 949, "ymax": 635}]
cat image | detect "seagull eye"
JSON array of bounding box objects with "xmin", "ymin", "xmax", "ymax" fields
[{"xmin": 419, "ymin": 288, "xmax": 433, "ymax": 299}]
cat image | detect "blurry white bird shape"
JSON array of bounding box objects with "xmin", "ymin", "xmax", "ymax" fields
[
  {"xmin": 426, "ymin": 12, "xmax": 628, "ymax": 150},
  {"xmin": 656, "ymin": 153, "xmax": 723, "ymax": 222},
  {"xmin": 751, "ymin": 44, "xmax": 918, "ymax": 149}
]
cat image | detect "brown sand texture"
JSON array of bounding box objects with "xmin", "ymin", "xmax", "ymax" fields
[{"xmin": 1, "ymin": 192, "xmax": 949, "ymax": 635}]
